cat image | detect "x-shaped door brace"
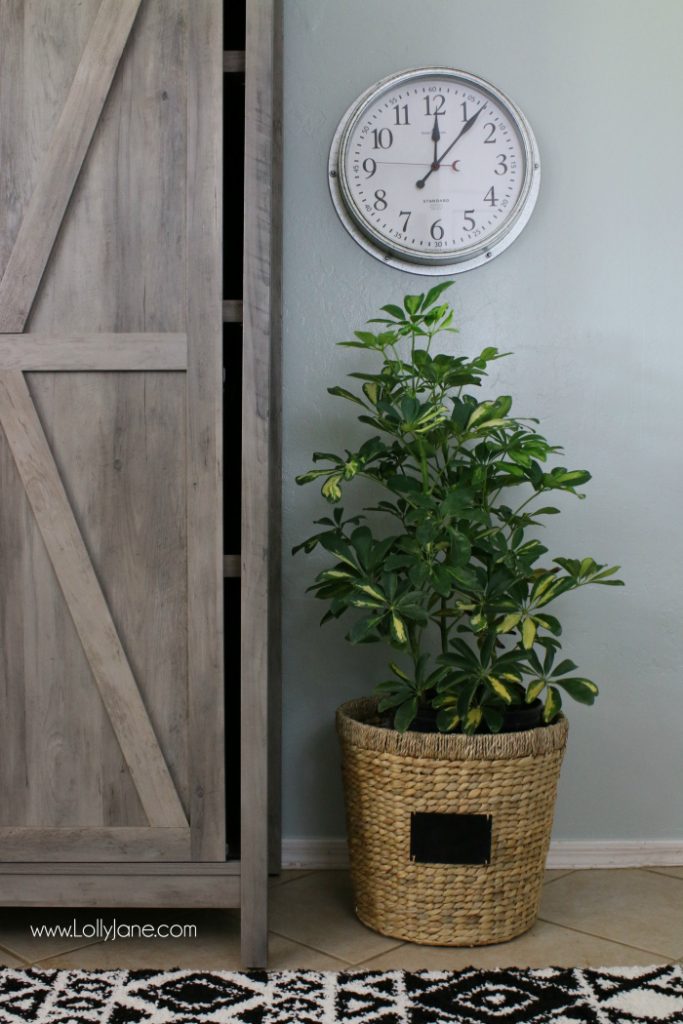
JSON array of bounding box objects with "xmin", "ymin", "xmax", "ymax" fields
[{"xmin": 0, "ymin": 0, "xmax": 189, "ymax": 832}]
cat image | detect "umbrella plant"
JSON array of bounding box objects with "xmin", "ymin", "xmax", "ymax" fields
[{"xmin": 294, "ymin": 283, "xmax": 623, "ymax": 734}]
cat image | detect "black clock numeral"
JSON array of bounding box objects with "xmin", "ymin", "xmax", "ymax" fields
[
  {"xmin": 483, "ymin": 186, "xmax": 497, "ymax": 206},
  {"xmin": 483, "ymin": 122, "xmax": 497, "ymax": 143},
  {"xmin": 362, "ymin": 158, "xmax": 377, "ymax": 178},
  {"xmin": 463, "ymin": 210, "xmax": 476, "ymax": 231},
  {"xmin": 494, "ymin": 153, "xmax": 508, "ymax": 175},
  {"xmin": 461, "ymin": 100, "xmax": 468, "ymax": 122},
  {"xmin": 373, "ymin": 189, "xmax": 388, "ymax": 211},
  {"xmin": 430, "ymin": 218, "xmax": 444, "ymax": 241},
  {"xmin": 424, "ymin": 94, "xmax": 445, "ymax": 116},
  {"xmin": 371, "ymin": 127, "xmax": 393, "ymax": 150},
  {"xmin": 393, "ymin": 104, "xmax": 410, "ymax": 126},
  {"xmin": 399, "ymin": 210, "xmax": 411, "ymax": 232}
]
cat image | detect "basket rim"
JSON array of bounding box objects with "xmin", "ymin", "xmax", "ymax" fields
[{"xmin": 336, "ymin": 696, "xmax": 568, "ymax": 762}]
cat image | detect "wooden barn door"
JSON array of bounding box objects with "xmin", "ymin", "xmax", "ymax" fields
[{"xmin": 0, "ymin": 0, "xmax": 223, "ymax": 862}]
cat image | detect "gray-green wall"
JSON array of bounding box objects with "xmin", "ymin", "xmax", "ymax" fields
[{"xmin": 282, "ymin": 0, "xmax": 683, "ymax": 842}]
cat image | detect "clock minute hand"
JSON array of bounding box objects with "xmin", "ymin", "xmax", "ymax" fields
[{"xmin": 416, "ymin": 103, "xmax": 487, "ymax": 189}]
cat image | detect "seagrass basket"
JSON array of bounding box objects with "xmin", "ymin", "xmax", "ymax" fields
[{"xmin": 336, "ymin": 697, "xmax": 569, "ymax": 946}]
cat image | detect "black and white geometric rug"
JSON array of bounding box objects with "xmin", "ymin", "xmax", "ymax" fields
[{"xmin": 0, "ymin": 964, "xmax": 681, "ymax": 1023}]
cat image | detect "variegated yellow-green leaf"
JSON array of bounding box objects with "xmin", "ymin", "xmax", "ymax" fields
[
  {"xmin": 436, "ymin": 708, "xmax": 460, "ymax": 733},
  {"xmin": 531, "ymin": 574, "xmax": 557, "ymax": 602},
  {"xmin": 320, "ymin": 569, "xmax": 354, "ymax": 581},
  {"xmin": 526, "ymin": 678, "xmax": 545, "ymax": 702},
  {"xmin": 362, "ymin": 382, "xmax": 379, "ymax": 405},
  {"xmin": 543, "ymin": 685, "xmax": 562, "ymax": 722},
  {"xmin": 466, "ymin": 402, "xmax": 493, "ymax": 428},
  {"xmin": 497, "ymin": 612, "xmax": 522, "ymax": 634},
  {"xmin": 522, "ymin": 616, "xmax": 537, "ymax": 649},
  {"xmin": 356, "ymin": 583, "xmax": 385, "ymax": 603},
  {"xmin": 390, "ymin": 661, "xmax": 411, "ymax": 682},
  {"xmin": 390, "ymin": 612, "xmax": 408, "ymax": 645},
  {"xmin": 488, "ymin": 676, "xmax": 513, "ymax": 704},
  {"xmin": 321, "ymin": 474, "xmax": 342, "ymax": 502},
  {"xmin": 464, "ymin": 707, "xmax": 483, "ymax": 733}
]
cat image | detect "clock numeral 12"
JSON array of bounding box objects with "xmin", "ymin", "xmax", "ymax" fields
[{"xmin": 424, "ymin": 94, "xmax": 445, "ymax": 116}]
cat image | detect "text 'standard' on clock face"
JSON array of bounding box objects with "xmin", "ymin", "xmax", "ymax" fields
[{"xmin": 329, "ymin": 68, "xmax": 540, "ymax": 275}]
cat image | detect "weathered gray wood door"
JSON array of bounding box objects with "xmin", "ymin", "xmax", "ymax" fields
[{"xmin": 0, "ymin": 0, "xmax": 223, "ymax": 863}]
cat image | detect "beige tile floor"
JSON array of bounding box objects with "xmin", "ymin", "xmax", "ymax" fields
[{"xmin": 0, "ymin": 868, "xmax": 680, "ymax": 970}]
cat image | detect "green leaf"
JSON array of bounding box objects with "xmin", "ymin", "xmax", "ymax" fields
[
  {"xmin": 327, "ymin": 385, "xmax": 367, "ymax": 407},
  {"xmin": 394, "ymin": 697, "xmax": 418, "ymax": 733},
  {"xmin": 482, "ymin": 706, "xmax": 504, "ymax": 733},
  {"xmin": 421, "ymin": 281, "xmax": 453, "ymax": 309},
  {"xmin": 436, "ymin": 707, "xmax": 460, "ymax": 732},
  {"xmin": 380, "ymin": 303, "xmax": 406, "ymax": 320},
  {"xmin": 554, "ymin": 676, "xmax": 599, "ymax": 705},
  {"xmin": 403, "ymin": 294, "xmax": 423, "ymax": 315},
  {"xmin": 319, "ymin": 534, "xmax": 357, "ymax": 568},
  {"xmin": 347, "ymin": 615, "xmax": 383, "ymax": 644},
  {"xmin": 552, "ymin": 659, "xmax": 578, "ymax": 677}
]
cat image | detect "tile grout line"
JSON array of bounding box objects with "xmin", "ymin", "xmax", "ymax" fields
[
  {"xmin": 0, "ymin": 940, "xmax": 32, "ymax": 967},
  {"xmin": 23, "ymin": 939, "xmax": 113, "ymax": 968},
  {"xmin": 535, "ymin": 916, "xmax": 677, "ymax": 961},
  {"xmin": 640, "ymin": 867, "xmax": 683, "ymax": 881},
  {"xmin": 267, "ymin": 929, "xmax": 359, "ymax": 967},
  {"xmin": 543, "ymin": 870, "xmax": 577, "ymax": 886},
  {"xmin": 269, "ymin": 870, "xmax": 315, "ymax": 889}
]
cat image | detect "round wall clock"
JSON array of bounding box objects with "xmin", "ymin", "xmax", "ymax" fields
[{"xmin": 328, "ymin": 67, "xmax": 540, "ymax": 275}]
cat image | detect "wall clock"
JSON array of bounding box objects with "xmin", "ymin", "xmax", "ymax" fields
[{"xmin": 328, "ymin": 67, "xmax": 540, "ymax": 275}]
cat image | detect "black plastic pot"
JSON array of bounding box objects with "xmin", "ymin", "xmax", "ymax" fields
[{"xmin": 404, "ymin": 699, "xmax": 544, "ymax": 735}]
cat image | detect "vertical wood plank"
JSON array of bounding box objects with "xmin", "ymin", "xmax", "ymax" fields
[
  {"xmin": 0, "ymin": 371, "xmax": 189, "ymax": 830},
  {"xmin": 186, "ymin": 0, "xmax": 225, "ymax": 861},
  {"xmin": 0, "ymin": 0, "xmax": 144, "ymax": 332},
  {"xmin": 241, "ymin": 0, "xmax": 282, "ymax": 968}
]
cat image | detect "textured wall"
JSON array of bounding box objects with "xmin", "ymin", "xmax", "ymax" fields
[{"xmin": 282, "ymin": 0, "xmax": 683, "ymax": 841}]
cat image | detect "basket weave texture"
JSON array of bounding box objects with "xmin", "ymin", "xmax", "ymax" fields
[{"xmin": 337, "ymin": 697, "xmax": 569, "ymax": 947}]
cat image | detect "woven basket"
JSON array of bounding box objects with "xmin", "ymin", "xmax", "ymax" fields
[{"xmin": 337, "ymin": 697, "xmax": 569, "ymax": 946}]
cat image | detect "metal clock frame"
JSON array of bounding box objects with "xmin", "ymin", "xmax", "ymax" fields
[{"xmin": 328, "ymin": 66, "xmax": 541, "ymax": 276}]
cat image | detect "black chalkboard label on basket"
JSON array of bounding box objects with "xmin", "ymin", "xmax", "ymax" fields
[{"xmin": 410, "ymin": 812, "xmax": 492, "ymax": 865}]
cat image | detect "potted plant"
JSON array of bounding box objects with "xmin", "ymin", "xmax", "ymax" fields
[{"xmin": 294, "ymin": 283, "xmax": 623, "ymax": 946}]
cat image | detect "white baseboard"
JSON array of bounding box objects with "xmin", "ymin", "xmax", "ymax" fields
[{"xmin": 282, "ymin": 838, "xmax": 683, "ymax": 871}]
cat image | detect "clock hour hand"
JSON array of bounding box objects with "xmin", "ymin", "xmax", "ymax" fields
[
  {"xmin": 431, "ymin": 113, "xmax": 441, "ymax": 166},
  {"xmin": 416, "ymin": 103, "xmax": 487, "ymax": 189}
]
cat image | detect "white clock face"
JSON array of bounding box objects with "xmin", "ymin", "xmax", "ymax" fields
[{"xmin": 329, "ymin": 68, "xmax": 540, "ymax": 274}]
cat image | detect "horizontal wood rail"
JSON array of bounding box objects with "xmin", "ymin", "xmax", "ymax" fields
[
  {"xmin": 0, "ymin": 333, "xmax": 187, "ymax": 370},
  {"xmin": 223, "ymin": 300, "xmax": 244, "ymax": 323},
  {"xmin": 224, "ymin": 50, "xmax": 246, "ymax": 73},
  {"xmin": 0, "ymin": 827, "xmax": 191, "ymax": 862}
]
